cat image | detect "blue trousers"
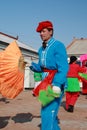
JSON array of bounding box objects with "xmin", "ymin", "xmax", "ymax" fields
[{"xmin": 41, "ymin": 91, "xmax": 64, "ymax": 130}]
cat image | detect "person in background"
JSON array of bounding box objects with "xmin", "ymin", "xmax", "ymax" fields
[
  {"xmin": 30, "ymin": 20, "xmax": 69, "ymax": 130},
  {"xmin": 78, "ymin": 61, "xmax": 87, "ymax": 99},
  {"xmin": 82, "ymin": 61, "xmax": 87, "ymax": 96},
  {"xmin": 65, "ymin": 56, "xmax": 85, "ymax": 112},
  {"xmin": 32, "ymin": 72, "xmax": 42, "ymax": 95},
  {"xmin": 34, "ymin": 72, "xmax": 42, "ymax": 88}
]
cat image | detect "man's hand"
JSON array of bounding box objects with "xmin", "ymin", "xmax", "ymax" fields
[{"xmin": 53, "ymin": 86, "xmax": 61, "ymax": 94}]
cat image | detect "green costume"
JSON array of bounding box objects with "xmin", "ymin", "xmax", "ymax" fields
[
  {"xmin": 66, "ymin": 78, "xmax": 80, "ymax": 92},
  {"xmin": 38, "ymin": 85, "xmax": 60, "ymax": 106},
  {"xmin": 34, "ymin": 72, "xmax": 42, "ymax": 81}
]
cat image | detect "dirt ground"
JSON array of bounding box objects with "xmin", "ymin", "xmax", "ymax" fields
[{"xmin": 0, "ymin": 89, "xmax": 87, "ymax": 130}]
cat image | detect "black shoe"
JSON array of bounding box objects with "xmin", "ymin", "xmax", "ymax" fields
[{"xmin": 67, "ymin": 105, "xmax": 74, "ymax": 112}]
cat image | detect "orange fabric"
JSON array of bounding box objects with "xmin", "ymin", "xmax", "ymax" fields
[{"xmin": 0, "ymin": 41, "xmax": 25, "ymax": 99}]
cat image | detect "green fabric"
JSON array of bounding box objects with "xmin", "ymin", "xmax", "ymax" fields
[
  {"xmin": 38, "ymin": 85, "xmax": 60, "ymax": 106},
  {"xmin": 79, "ymin": 73, "xmax": 87, "ymax": 79},
  {"xmin": 65, "ymin": 78, "xmax": 80, "ymax": 92},
  {"xmin": 34, "ymin": 72, "xmax": 42, "ymax": 81}
]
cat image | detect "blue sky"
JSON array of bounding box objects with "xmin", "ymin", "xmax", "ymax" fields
[{"xmin": 0, "ymin": 0, "xmax": 87, "ymax": 50}]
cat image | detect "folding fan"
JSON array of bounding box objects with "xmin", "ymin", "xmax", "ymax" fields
[{"xmin": 0, "ymin": 41, "xmax": 26, "ymax": 99}]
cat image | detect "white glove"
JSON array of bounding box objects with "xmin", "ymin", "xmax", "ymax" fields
[{"xmin": 53, "ymin": 86, "xmax": 61, "ymax": 94}]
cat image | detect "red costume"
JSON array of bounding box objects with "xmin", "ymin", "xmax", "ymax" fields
[
  {"xmin": 81, "ymin": 60, "xmax": 87, "ymax": 94},
  {"xmin": 66, "ymin": 56, "xmax": 85, "ymax": 112}
]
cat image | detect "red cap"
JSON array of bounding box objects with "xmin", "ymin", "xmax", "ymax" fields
[{"xmin": 36, "ymin": 21, "xmax": 53, "ymax": 32}]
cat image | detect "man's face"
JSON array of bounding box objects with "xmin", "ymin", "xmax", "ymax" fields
[{"xmin": 40, "ymin": 28, "xmax": 52, "ymax": 42}]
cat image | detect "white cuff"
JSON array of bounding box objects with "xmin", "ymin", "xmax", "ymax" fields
[{"xmin": 53, "ymin": 86, "xmax": 61, "ymax": 94}]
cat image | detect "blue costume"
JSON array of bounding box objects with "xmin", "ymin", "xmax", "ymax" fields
[{"xmin": 30, "ymin": 37, "xmax": 69, "ymax": 130}]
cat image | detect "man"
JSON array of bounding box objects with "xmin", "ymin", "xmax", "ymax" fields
[{"xmin": 30, "ymin": 20, "xmax": 69, "ymax": 130}]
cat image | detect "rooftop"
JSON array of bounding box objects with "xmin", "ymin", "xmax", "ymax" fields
[
  {"xmin": 0, "ymin": 32, "xmax": 37, "ymax": 53},
  {"xmin": 67, "ymin": 38, "xmax": 87, "ymax": 55}
]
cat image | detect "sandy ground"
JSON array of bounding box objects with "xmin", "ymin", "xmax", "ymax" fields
[{"xmin": 0, "ymin": 89, "xmax": 87, "ymax": 130}]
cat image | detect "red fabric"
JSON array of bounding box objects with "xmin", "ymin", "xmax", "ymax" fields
[
  {"xmin": 67, "ymin": 64, "xmax": 85, "ymax": 78},
  {"xmin": 82, "ymin": 81, "xmax": 87, "ymax": 94},
  {"xmin": 32, "ymin": 69, "xmax": 57, "ymax": 96},
  {"xmin": 66, "ymin": 92, "xmax": 79, "ymax": 109},
  {"xmin": 36, "ymin": 21, "xmax": 53, "ymax": 32},
  {"xmin": 82, "ymin": 60, "xmax": 87, "ymax": 66}
]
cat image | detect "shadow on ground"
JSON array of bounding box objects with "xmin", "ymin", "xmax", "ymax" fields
[
  {"xmin": 0, "ymin": 97, "xmax": 10, "ymax": 104},
  {"xmin": 11, "ymin": 113, "xmax": 33, "ymax": 123},
  {"xmin": 0, "ymin": 112, "xmax": 40, "ymax": 129},
  {"xmin": 0, "ymin": 116, "xmax": 10, "ymax": 129},
  {"xmin": 11, "ymin": 112, "xmax": 40, "ymax": 123},
  {"xmin": 61, "ymin": 101, "xmax": 66, "ymax": 110}
]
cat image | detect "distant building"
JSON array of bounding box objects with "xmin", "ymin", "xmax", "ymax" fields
[
  {"xmin": 0, "ymin": 32, "xmax": 38, "ymax": 89},
  {"xmin": 66, "ymin": 37, "xmax": 87, "ymax": 63}
]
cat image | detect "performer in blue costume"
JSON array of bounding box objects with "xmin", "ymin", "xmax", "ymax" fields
[{"xmin": 30, "ymin": 21, "xmax": 69, "ymax": 130}]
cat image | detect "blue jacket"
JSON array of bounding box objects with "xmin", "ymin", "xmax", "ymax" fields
[{"xmin": 30, "ymin": 37, "xmax": 69, "ymax": 89}]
